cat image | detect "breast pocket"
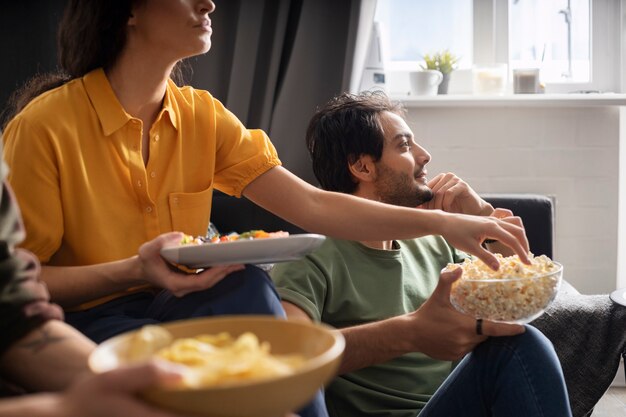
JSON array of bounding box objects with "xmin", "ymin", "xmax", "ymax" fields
[{"xmin": 169, "ymin": 186, "xmax": 213, "ymax": 237}]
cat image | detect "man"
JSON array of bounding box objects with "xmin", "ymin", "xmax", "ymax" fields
[{"xmin": 271, "ymin": 91, "xmax": 625, "ymax": 417}]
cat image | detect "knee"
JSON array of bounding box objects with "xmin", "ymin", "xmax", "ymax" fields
[
  {"xmin": 215, "ymin": 265, "xmax": 285, "ymax": 317},
  {"xmin": 229, "ymin": 265, "xmax": 278, "ymax": 295},
  {"xmin": 476, "ymin": 325, "xmax": 558, "ymax": 363},
  {"xmin": 515, "ymin": 325, "xmax": 556, "ymax": 354}
]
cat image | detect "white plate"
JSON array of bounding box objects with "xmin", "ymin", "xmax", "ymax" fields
[
  {"xmin": 610, "ymin": 288, "xmax": 626, "ymax": 307},
  {"xmin": 160, "ymin": 234, "xmax": 326, "ymax": 268}
]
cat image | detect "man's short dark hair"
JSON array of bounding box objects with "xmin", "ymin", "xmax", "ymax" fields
[{"xmin": 305, "ymin": 91, "xmax": 406, "ymax": 193}]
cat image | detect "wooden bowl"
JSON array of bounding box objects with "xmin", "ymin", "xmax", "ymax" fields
[{"xmin": 89, "ymin": 316, "xmax": 344, "ymax": 417}]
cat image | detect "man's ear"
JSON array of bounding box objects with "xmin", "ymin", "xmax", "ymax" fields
[{"xmin": 348, "ymin": 155, "xmax": 376, "ymax": 183}]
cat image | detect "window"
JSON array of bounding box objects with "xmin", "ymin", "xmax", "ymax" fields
[
  {"xmin": 509, "ymin": 0, "xmax": 590, "ymax": 84},
  {"xmin": 375, "ymin": 0, "xmax": 473, "ymax": 70},
  {"xmin": 369, "ymin": 0, "xmax": 620, "ymax": 95}
]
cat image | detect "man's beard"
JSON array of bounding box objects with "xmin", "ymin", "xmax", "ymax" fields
[{"xmin": 373, "ymin": 164, "xmax": 434, "ymax": 208}]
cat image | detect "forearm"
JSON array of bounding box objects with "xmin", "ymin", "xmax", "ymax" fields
[
  {"xmin": 301, "ymin": 190, "xmax": 446, "ymax": 240},
  {"xmin": 41, "ymin": 257, "xmax": 144, "ymax": 308},
  {"xmin": 0, "ymin": 320, "xmax": 95, "ymax": 392},
  {"xmin": 282, "ymin": 301, "xmax": 415, "ymax": 374},
  {"xmin": 0, "ymin": 393, "xmax": 65, "ymax": 417},
  {"xmin": 245, "ymin": 167, "xmax": 445, "ymax": 241},
  {"xmin": 338, "ymin": 315, "xmax": 414, "ymax": 374}
]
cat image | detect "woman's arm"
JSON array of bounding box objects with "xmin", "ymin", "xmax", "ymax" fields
[
  {"xmin": 40, "ymin": 233, "xmax": 244, "ymax": 308},
  {"xmin": 243, "ymin": 166, "xmax": 530, "ymax": 269}
]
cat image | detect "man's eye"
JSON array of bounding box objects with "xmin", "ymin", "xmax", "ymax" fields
[{"xmin": 400, "ymin": 141, "xmax": 411, "ymax": 148}]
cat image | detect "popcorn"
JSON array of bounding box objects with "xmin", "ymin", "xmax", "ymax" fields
[{"xmin": 448, "ymin": 254, "xmax": 562, "ymax": 323}]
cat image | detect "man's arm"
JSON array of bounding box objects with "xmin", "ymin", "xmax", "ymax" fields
[
  {"xmin": 0, "ymin": 361, "xmax": 189, "ymax": 417},
  {"xmin": 282, "ymin": 268, "xmax": 524, "ymax": 375},
  {"xmin": 0, "ymin": 320, "xmax": 94, "ymax": 392},
  {"xmin": 419, "ymin": 172, "xmax": 526, "ymax": 256}
]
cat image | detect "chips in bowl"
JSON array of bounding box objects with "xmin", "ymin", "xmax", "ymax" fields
[
  {"xmin": 448, "ymin": 254, "xmax": 562, "ymax": 323},
  {"xmin": 89, "ymin": 316, "xmax": 345, "ymax": 417}
]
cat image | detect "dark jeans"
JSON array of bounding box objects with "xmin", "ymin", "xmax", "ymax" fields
[
  {"xmin": 65, "ymin": 265, "xmax": 285, "ymax": 343},
  {"xmin": 419, "ymin": 326, "xmax": 572, "ymax": 417}
]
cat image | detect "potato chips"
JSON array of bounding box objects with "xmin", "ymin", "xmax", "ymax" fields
[{"xmin": 125, "ymin": 325, "xmax": 305, "ymax": 388}]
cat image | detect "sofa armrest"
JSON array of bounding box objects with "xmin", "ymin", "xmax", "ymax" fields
[{"xmin": 481, "ymin": 193, "xmax": 554, "ymax": 259}]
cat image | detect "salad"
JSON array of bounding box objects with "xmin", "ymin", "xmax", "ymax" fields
[{"xmin": 181, "ymin": 230, "xmax": 290, "ymax": 245}]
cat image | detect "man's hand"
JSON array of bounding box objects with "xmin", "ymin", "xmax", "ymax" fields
[
  {"xmin": 419, "ymin": 173, "xmax": 493, "ymax": 216},
  {"xmin": 60, "ymin": 361, "xmax": 190, "ymax": 417},
  {"xmin": 409, "ymin": 267, "xmax": 525, "ymax": 361},
  {"xmin": 138, "ymin": 232, "xmax": 245, "ymax": 297}
]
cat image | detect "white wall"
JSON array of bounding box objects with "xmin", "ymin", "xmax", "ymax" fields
[{"xmin": 405, "ymin": 105, "xmax": 620, "ymax": 295}]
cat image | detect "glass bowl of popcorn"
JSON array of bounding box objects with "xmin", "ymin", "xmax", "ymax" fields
[{"xmin": 448, "ymin": 254, "xmax": 562, "ymax": 324}]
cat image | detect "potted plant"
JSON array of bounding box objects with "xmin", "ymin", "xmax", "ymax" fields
[{"xmin": 421, "ymin": 50, "xmax": 459, "ymax": 94}]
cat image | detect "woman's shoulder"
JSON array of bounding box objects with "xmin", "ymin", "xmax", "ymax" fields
[
  {"xmin": 166, "ymin": 81, "xmax": 237, "ymax": 123},
  {"xmin": 11, "ymin": 77, "xmax": 86, "ymax": 126},
  {"xmin": 167, "ymin": 80, "xmax": 214, "ymax": 104}
]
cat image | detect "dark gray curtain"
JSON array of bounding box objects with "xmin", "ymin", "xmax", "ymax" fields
[
  {"xmin": 188, "ymin": 0, "xmax": 361, "ymax": 184},
  {"xmin": 0, "ymin": 1, "xmax": 66, "ymax": 116},
  {"xmin": 0, "ymin": 0, "xmax": 362, "ymax": 184}
]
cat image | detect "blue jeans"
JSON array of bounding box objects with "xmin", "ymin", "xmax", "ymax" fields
[
  {"xmin": 65, "ymin": 265, "xmax": 285, "ymax": 342},
  {"xmin": 419, "ymin": 326, "xmax": 572, "ymax": 417},
  {"xmin": 65, "ymin": 265, "xmax": 328, "ymax": 417}
]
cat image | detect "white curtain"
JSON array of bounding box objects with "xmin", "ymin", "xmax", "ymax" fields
[{"xmin": 348, "ymin": 0, "xmax": 379, "ymax": 93}]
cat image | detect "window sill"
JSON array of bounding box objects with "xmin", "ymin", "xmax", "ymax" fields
[{"xmin": 393, "ymin": 93, "xmax": 626, "ymax": 108}]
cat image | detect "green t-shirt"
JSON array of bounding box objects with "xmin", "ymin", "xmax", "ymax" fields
[{"xmin": 271, "ymin": 236, "xmax": 467, "ymax": 417}]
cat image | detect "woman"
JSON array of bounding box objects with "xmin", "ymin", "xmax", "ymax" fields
[{"xmin": 1, "ymin": 1, "xmax": 529, "ymax": 344}]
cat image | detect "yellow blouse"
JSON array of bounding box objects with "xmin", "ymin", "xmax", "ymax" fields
[{"xmin": 3, "ymin": 68, "xmax": 280, "ymax": 308}]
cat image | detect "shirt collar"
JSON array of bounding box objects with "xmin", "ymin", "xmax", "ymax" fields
[
  {"xmin": 162, "ymin": 79, "xmax": 178, "ymax": 130},
  {"xmin": 84, "ymin": 68, "xmax": 179, "ymax": 136},
  {"xmin": 83, "ymin": 68, "xmax": 132, "ymax": 136}
]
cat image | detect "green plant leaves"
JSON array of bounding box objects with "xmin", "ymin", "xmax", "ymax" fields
[{"xmin": 420, "ymin": 50, "xmax": 459, "ymax": 74}]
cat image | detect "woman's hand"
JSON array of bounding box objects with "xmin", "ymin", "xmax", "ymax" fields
[
  {"xmin": 438, "ymin": 211, "xmax": 530, "ymax": 269},
  {"xmin": 137, "ymin": 232, "xmax": 245, "ymax": 297},
  {"xmin": 410, "ymin": 267, "xmax": 525, "ymax": 361},
  {"xmin": 15, "ymin": 248, "xmax": 65, "ymax": 321}
]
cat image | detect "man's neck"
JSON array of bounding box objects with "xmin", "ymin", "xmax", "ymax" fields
[
  {"xmin": 360, "ymin": 239, "xmax": 397, "ymax": 250},
  {"xmin": 352, "ymin": 189, "xmax": 395, "ymax": 250}
]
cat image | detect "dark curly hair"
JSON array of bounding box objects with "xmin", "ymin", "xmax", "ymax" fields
[{"xmin": 305, "ymin": 91, "xmax": 406, "ymax": 193}]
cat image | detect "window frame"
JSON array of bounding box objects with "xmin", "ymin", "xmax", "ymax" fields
[
  {"xmin": 484, "ymin": 0, "xmax": 621, "ymax": 93},
  {"xmin": 374, "ymin": 0, "xmax": 624, "ymax": 94}
]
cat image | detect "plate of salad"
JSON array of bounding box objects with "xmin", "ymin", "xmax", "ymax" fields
[{"xmin": 160, "ymin": 230, "xmax": 326, "ymax": 268}]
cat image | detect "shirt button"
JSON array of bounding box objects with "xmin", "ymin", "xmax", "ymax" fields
[
  {"xmin": 146, "ymin": 206, "xmax": 153, "ymax": 213},
  {"xmin": 154, "ymin": 134, "xmax": 160, "ymax": 142},
  {"xmin": 137, "ymin": 180, "xmax": 142, "ymax": 187},
  {"xmin": 150, "ymin": 171, "xmax": 156, "ymax": 178}
]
